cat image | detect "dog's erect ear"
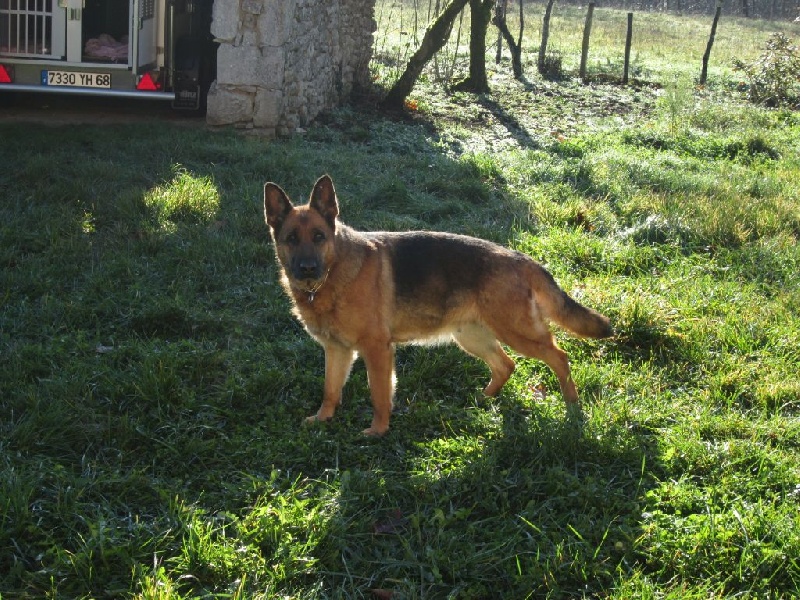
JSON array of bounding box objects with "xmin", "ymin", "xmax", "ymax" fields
[
  {"xmin": 309, "ymin": 174, "xmax": 339, "ymax": 229},
  {"xmin": 264, "ymin": 182, "xmax": 294, "ymax": 234}
]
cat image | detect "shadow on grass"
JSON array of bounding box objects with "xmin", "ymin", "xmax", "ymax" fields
[
  {"xmin": 477, "ymin": 95, "xmax": 542, "ymax": 150},
  {"xmin": 305, "ymin": 394, "xmax": 660, "ymax": 597}
]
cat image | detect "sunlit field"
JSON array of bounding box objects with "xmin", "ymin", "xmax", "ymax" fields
[{"xmin": 1, "ymin": 2, "xmax": 799, "ymax": 597}]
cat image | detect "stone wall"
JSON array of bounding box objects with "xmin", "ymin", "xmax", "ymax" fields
[{"xmin": 207, "ymin": 0, "xmax": 376, "ymax": 136}]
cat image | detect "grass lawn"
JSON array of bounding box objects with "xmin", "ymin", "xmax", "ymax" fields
[{"xmin": 1, "ymin": 4, "xmax": 799, "ymax": 599}]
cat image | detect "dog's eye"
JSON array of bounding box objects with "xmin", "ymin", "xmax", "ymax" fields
[
  {"xmin": 312, "ymin": 231, "xmax": 326, "ymax": 243},
  {"xmin": 285, "ymin": 231, "xmax": 299, "ymax": 245}
]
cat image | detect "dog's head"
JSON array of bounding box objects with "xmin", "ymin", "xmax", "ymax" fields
[{"xmin": 264, "ymin": 175, "xmax": 339, "ymax": 292}]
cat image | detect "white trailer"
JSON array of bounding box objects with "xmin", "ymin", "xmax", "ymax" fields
[{"xmin": 0, "ymin": 0, "xmax": 215, "ymax": 112}]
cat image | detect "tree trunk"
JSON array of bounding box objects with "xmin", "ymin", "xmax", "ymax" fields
[
  {"xmin": 381, "ymin": 0, "xmax": 471, "ymax": 111},
  {"xmin": 494, "ymin": 9, "xmax": 523, "ymax": 79},
  {"xmin": 538, "ymin": 0, "xmax": 557, "ymax": 75},
  {"xmin": 454, "ymin": 0, "xmax": 494, "ymax": 93},
  {"xmin": 495, "ymin": 0, "xmax": 507, "ymax": 63},
  {"xmin": 700, "ymin": 0, "xmax": 723, "ymax": 85},
  {"xmin": 579, "ymin": 1, "xmax": 596, "ymax": 82},
  {"xmin": 518, "ymin": 0, "xmax": 525, "ymax": 65}
]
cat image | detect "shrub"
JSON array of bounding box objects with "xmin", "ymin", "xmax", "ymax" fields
[
  {"xmin": 538, "ymin": 51, "xmax": 565, "ymax": 80},
  {"xmin": 733, "ymin": 32, "xmax": 800, "ymax": 107}
]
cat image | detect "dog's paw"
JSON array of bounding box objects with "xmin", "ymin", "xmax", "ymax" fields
[
  {"xmin": 303, "ymin": 414, "xmax": 332, "ymax": 426},
  {"xmin": 362, "ymin": 426, "xmax": 388, "ymax": 437}
]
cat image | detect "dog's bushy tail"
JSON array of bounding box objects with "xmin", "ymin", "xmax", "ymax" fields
[
  {"xmin": 553, "ymin": 291, "xmax": 613, "ymax": 339},
  {"xmin": 536, "ymin": 267, "xmax": 613, "ymax": 339}
]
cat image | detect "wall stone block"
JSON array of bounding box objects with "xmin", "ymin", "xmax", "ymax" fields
[
  {"xmin": 216, "ymin": 44, "xmax": 285, "ymax": 88},
  {"xmin": 206, "ymin": 83, "xmax": 255, "ymax": 126},
  {"xmin": 210, "ymin": 3, "xmax": 240, "ymax": 42},
  {"xmin": 206, "ymin": 0, "xmax": 376, "ymax": 136}
]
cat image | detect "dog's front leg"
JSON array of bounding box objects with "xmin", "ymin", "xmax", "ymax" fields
[
  {"xmin": 306, "ymin": 342, "xmax": 355, "ymax": 425},
  {"xmin": 360, "ymin": 340, "xmax": 396, "ymax": 437}
]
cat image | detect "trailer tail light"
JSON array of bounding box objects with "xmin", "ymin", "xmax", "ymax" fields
[
  {"xmin": 136, "ymin": 72, "xmax": 161, "ymax": 91},
  {"xmin": 0, "ymin": 64, "xmax": 12, "ymax": 84}
]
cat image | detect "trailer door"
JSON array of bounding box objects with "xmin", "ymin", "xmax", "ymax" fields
[
  {"xmin": 61, "ymin": 0, "xmax": 82, "ymax": 61},
  {"xmin": 0, "ymin": 0, "xmax": 65, "ymax": 59},
  {"xmin": 131, "ymin": 0, "xmax": 157, "ymax": 74}
]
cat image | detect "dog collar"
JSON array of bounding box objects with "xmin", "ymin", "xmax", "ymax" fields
[{"xmin": 302, "ymin": 268, "xmax": 331, "ymax": 303}]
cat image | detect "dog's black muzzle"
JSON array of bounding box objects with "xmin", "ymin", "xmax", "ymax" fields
[{"xmin": 291, "ymin": 254, "xmax": 323, "ymax": 282}]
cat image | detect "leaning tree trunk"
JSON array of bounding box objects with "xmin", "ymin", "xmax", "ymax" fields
[
  {"xmin": 381, "ymin": 0, "xmax": 470, "ymax": 111},
  {"xmin": 579, "ymin": 0, "xmax": 596, "ymax": 82},
  {"xmin": 494, "ymin": 2, "xmax": 524, "ymax": 80},
  {"xmin": 454, "ymin": 0, "xmax": 495, "ymax": 93},
  {"xmin": 700, "ymin": 0, "xmax": 723, "ymax": 84},
  {"xmin": 538, "ymin": 0, "xmax": 557, "ymax": 75}
]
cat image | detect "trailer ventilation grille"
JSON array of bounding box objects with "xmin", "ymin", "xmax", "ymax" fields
[
  {"xmin": 141, "ymin": 0, "xmax": 155, "ymax": 20},
  {"xmin": 0, "ymin": 0, "xmax": 54, "ymax": 58}
]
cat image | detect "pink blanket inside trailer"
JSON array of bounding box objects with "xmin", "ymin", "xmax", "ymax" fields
[{"xmin": 84, "ymin": 34, "xmax": 128, "ymax": 60}]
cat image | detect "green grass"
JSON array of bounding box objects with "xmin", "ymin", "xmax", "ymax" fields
[{"xmin": 2, "ymin": 6, "xmax": 800, "ymax": 599}]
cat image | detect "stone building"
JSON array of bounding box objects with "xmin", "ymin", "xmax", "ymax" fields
[{"xmin": 206, "ymin": 0, "xmax": 376, "ymax": 136}]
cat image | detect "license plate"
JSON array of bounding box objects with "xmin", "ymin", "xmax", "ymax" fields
[{"xmin": 41, "ymin": 70, "xmax": 112, "ymax": 89}]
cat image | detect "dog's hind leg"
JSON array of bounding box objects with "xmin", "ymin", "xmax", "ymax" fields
[
  {"xmin": 496, "ymin": 329, "xmax": 579, "ymax": 404},
  {"xmin": 453, "ymin": 323, "xmax": 516, "ymax": 397},
  {"xmin": 307, "ymin": 342, "xmax": 356, "ymax": 425}
]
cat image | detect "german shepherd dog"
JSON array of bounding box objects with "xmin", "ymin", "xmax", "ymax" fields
[{"xmin": 264, "ymin": 175, "xmax": 612, "ymax": 436}]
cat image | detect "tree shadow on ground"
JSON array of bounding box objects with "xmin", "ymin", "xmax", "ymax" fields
[
  {"xmin": 315, "ymin": 391, "xmax": 661, "ymax": 597},
  {"xmin": 477, "ymin": 95, "xmax": 542, "ymax": 149}
]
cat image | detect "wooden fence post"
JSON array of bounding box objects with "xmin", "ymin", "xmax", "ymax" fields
[
  {"xmin": 700, "ymin": 0, "xmax": 724, "ymax": 85},
  {"xmin": 623, "ymin": 12, "xmax": 633, "ymax": 84},
  {"xmin": 579, "ymin": 1, "xmax": 596, "ymax": 82}
]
